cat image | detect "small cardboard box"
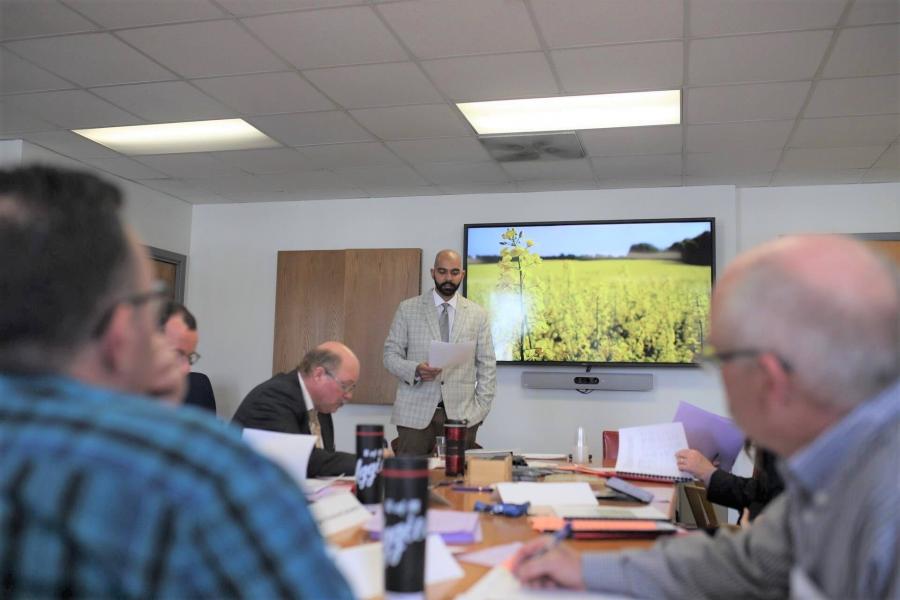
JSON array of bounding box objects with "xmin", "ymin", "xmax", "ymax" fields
[{"xmin": 466, "ymin": 454, "xmax": 513, "ymax": 486}]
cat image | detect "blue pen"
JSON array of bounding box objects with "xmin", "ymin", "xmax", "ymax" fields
[
  {"xmin": 532, "ymin": 521, "xmax": 573, "ymax": 558},
  {"xmin": 451, "ymin": 485, "xmax": 494, "ymax": 493}
]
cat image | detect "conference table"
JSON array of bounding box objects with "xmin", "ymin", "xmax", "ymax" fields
[{"xmin": 330, "ymin": 460, "xmax": 679, "ymax": 599}]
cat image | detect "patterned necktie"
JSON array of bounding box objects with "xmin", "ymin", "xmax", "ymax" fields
[
  {"xmin": 439, "ymin": 302, "xmax": 450, "ymax": 342},
  {"xmin": 308, "ymin": 409, "xmax": 324, "ymax": 449}
]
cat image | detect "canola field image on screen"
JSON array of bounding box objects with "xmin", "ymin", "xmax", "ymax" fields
[{"xmin": 465, "ymin": 221, "xmax": 713, "ymax": 365}]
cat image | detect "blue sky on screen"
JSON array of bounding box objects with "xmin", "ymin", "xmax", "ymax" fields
[{"xmin": 467, "ymin": 221, "xmax": 711, "ymax": 258}]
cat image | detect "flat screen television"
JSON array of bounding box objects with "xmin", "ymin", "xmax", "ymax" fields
[{"xmin": 463, "ymin": 218, "xmax": 715, "ymax": 367}]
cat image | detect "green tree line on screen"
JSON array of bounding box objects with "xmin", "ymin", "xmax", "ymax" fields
[{"xmin": 468, "ymin": 228, "xmax": 711, "ymax": 363}]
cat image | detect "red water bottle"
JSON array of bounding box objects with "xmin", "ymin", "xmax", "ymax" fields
[{"xmin": 444, "ymin": 419, "xmax": 467, "ymax": 476}]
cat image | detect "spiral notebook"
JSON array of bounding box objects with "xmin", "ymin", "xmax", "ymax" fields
[{"xmin": 614, "ymin": 422, "xmax": 693, "ymax": 482}]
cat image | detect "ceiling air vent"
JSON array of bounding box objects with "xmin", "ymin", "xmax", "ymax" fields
[{"xmin": 479, "ymin": 132, "xmax": 585, "ymax": 162}]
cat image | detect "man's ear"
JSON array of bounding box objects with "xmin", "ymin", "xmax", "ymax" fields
[
  {"xmin": 757, "ymin": 352, "xmax": 792, "ymax": 409},
  {"xmin": 98, "ymin": 304, "xmax": 133, "ymax": 374}
]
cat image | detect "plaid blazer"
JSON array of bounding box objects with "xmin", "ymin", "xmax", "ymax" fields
[{"xmin": 384, "ymin": 291, "xmax": 496, "ymax": 429}]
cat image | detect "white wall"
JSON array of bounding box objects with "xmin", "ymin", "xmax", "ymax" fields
[
  {"xmin": 19, "ymin": 142, "xmax": 193, "ymax": 256},
  {"xmin": 189, "ymin": 185, "xmax": 740, "ymax": 453}
]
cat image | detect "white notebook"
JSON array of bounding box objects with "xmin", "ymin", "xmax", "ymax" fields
[{"xmin": 614, "ymin": 422, "xmax": 693, "ymax": 482}]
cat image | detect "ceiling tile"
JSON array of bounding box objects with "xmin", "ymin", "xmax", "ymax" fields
[
  {"xmin": 192, "ymin": 72, "xmax": 334, "ymax": 115},
  {"xmin": 0, "ymin": 100, "xmax": 56, "ymax": 134},
  {"xmin": 213, "ymin": 148, "xmax": 314, "ymax": 174},
  {"xmin": 377, "ymin": 0, "xmax": 541, "ymax": 59},
  {"xmin": 117, "ymin": 20, "xmax": 284, "ymax": 78},
  {"xmin": 362, "ymin": 185, "xmax": 439, "ymax": 198},
  {"xmin": 862, "ymin": 167, "xmax": 900, "ymax": 182},
  {"xmin": 823, "ymin": 24, "xmax": 900, "ymax": 78},
  {"xmin": 686, "ymin": 81, "xmax": 811, "ymax": 123},
  {"xmin": 139, "ymin": 178, "xmax": 226, "ymax": 203},
  {"xmin": 689, "ymin": 30, "xmax": 832, "ymax": 86},
  {"xmin": 805, "ymin": 75, "xmax": 900, "ymax": 117},
  {"xmin": 845, "ymin": 0, "xmax": 900, "ymax": 26},
  {"xmin": 0, "ymin": 47, "xmax": 74, "ymax": 94},
  {"xmin": 502, "ymin": 159, "xmax": 596, "ymax": 181},
  {"xmin": 133, "ymin": 153, "xmax": 247, "ymax": 178},
  {"xmin": 772, "ymin": 169, "xmax": 865, "ymax": 185},
  {"xmin": 790, "ymin": 114, "xmax": 900, "ymax": 148},
  {"xmin": 591, "ymin": 153, "xmax": 682, "ymax": 178},
  {"xmin": 422, "ymin": 52, "xmax": 558, "ymax": 102},
  {"xmin": 682, "ymin": 173, "xmax": 773, "ymax": 187},
  {"xmin": 249, "ymin": 111, "xmax": 373, "ymax": 146},
  {"xmin": 218, "ymin": 0, "xmax": 365, "ymax": 17},
  {"xmin": 64, "ymin": 0, "xmax": 227, "ymax": 28},
  {"xmin": 552, "ymin": 42, "xmax": 683, "ymax": 93},
  {"xmin": 516, "ymin": 180, "xmax": 598, "ymax": 192},
  {"xmin": 579, "ymin": 125, "xmax": 682, "ymax": 156},
  {"xmin": 0, "ymin": 0, "xmax": 97, "ymax": 40},
  {"xmin": 415, "ymin": 161, "xmax": 509, "ymax": 185},
  {"xmin": 4, "ymin": 90, "xmax": 143, "ymax": 128},
  {"xmin": 689, "ymin": 0, "xmax": 845, "ymax": 36},
  {"xmin": 5, "ymin": 33, "xmax": 174, "ymax": 87},
  {"xmin": 349, "ymin": 104, "xmax": 471, "ymax": 140},
  {"xmin": 597, "ymin": 176, "xmax": 683, "ymax": 189},
  {"xmin": 333, "ymin": 164, "xmax": 428, "ymax": 187},
  {"xmin": 180, "ymin": 174, "xmax": 286, "ymax": 198},
  {"xmin": 439, "ymin": 182, "xmax": 517, "ymax": 194},
  {"xmin": 79, "ymin": 156, "xmax": 168, "ymax": 180},
  {"xmin": 386, "ymin": 137, "xmax": 490, "ymax": 163},
  {"xmin": 531, "ymin": 0, "xmax": 683, "ymax": 48},
  {"xmin": 780, "ymin": 145, "xmax": 887, "ymax": 170},
  {"xmin": 92, "ymin": 81, "xmax": 234, "ymax": 122},
  {"xmin": 22, "ymin": 130, "xmax": 119, "ymax": 158},
  {"xmin": 686, "ymin": 121, "xmax": 794, "ymax": 152},
  {"xmin": 297, "ymin": 141, "xmax": 404, "ymax": 168},
  {"xmin": 243, "ymin": 6, "xmax": 407, "ymax": 69},
  {"xmin": 685, "ymin": 149, "xmax": 782, "ymax": 175},
  {"xmin": 874, "ymin": 144, "xmax": 899, "ymax": 168},
  {"xmin": 268, "ymin": 169, "xmax": 362, "ymax": 192},
  {"xmin": 304, "ymin": 62, "xmax": 442, "ymax": 108}
]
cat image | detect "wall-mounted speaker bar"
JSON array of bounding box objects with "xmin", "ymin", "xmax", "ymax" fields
[{"xmin": 521, "ymin": 371, "xmax": 653, "ymax": 392}]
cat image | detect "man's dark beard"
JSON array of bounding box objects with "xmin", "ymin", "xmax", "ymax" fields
[{"xmin": 434, "ymin": 279, "xmax": 459, "ymax": 296}]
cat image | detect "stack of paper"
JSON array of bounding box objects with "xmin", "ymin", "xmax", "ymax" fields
[
  {"xmin": 614, "ymin": 422, "xmax": 693, "ymax": 482},
  {"xmin": 333, "ymin": 534, "xmax": 464, "ymax": 599},
  {"xmin": 242, "ymin": 429, "xmax": 316, "ymax": 485},
  {"xmin": 496, "ymin": 482, "xmax": 598, "ymax": 507},
  {"xmin": 365, "ymin": 509, "xmax": 482, "ymax": 545},
  {"xmin": 308, "ymin": 492, "xmax": 373, "ymax": 538}
]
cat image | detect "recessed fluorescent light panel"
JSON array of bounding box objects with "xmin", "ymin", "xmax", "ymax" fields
[
  {"xmin": 457, "ymin": 90, "xmax": 681, "ymax": 135},
  {"xmin": 73, "ymin": 119, "xmax": 279, "ymax": 155}
]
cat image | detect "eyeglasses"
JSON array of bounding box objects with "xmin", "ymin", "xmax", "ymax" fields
[
  {"xmin": 323, "ymin": 368, "xmax": 357, "ymax": 394},
  {"xmin": 92, "ymin": 280, "xmax": 169, "ymax": 338},
  {"xmin": 176, "ymin": 350, "xmax": 201, "ymax": 366},
  {"xmin": 695, "ymin": 345, "xmax": 793, "ymax": 372}
]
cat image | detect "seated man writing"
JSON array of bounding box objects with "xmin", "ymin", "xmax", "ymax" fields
[
  {"xmin": 512, "ymin": 234, "xmax": 899, "ymax": 599},
  {"xmin": 232, "ymin": 342, "xmax": 358, "ymax": 477}
]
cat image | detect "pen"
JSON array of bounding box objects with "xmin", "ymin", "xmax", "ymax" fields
[
  {"xmin": 529, "ymin": 521, "xmax": 573, "ymax": 561},
  {"xmin": 451, "ymin": 485, "xmax": 494, "ymax": 493}
]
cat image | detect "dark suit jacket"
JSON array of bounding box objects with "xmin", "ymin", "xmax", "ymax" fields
[
  {"xmin": 707, "ymin": 449, "xmax": 785, "ymax": 522},
  {"xmin": 231, "ymin": 371, "xmax": 356, "ymax": 477},
  {"xmin": 185, "ymin": 372, "xmax": 217, "ymax": 413}
]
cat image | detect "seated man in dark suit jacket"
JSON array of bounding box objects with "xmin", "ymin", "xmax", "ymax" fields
[{"xmin": 232, "ymin": 341, "xmax": 358, "ymax": 477}]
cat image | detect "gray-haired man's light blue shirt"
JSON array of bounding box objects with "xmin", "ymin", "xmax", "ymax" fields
[{"xmin": 582, "ymin": 379, "xmax": 900, "ymax": 599}]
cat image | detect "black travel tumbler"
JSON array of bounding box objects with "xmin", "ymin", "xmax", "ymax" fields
[
  {"xmin": 382, "ymin": 456, "xmax": 429, "ymax": 596},
  {"xmin": 355, "ymin": 424, "xmax": 384, "ymax": 505},
  {"xmin": 444, "ymin": 419, "xmax": 467, "ymax": 476}
]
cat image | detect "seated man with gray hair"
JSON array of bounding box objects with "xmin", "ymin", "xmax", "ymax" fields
[
  {"xmin": 512, "ymin": 234, "xmax": 899, "ymax": 599},
  {"xmin": 233, "ymin": 341, "xmax": 359, "ymax": 477}
]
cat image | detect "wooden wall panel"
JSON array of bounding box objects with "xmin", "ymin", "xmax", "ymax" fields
[
  {"xmin": 272, "ymin": 248, "xmax": 421, "ymax": 405},
  {"xmin": 273, "ymin": 251, "xmax": 346, "ymax": 375},
  {"xmin": 344, "ymin": 249, "xmax": 422, "ymax": 405}
]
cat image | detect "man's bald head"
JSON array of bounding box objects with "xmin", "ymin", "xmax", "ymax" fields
[
  {"xmin": 712, "ymin": 235, "xmax": 899, "ymax": 409},
  {"xmin": 434, "ymin": 249, "xmax": 461, "ymax": 267},
  {"xmin": 298, "ymin": 341, "xmax": 360, "ymax": 413}
]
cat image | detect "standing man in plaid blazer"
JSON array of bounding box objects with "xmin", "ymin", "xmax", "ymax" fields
[{"xmin": 384, "ymin": 249, "xmax": 496, "ymax": 456}]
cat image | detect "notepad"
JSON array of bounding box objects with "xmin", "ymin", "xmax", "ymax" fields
[{"xmin": 614, "ymin": 422, "xmax": 693, "ymax": 482}]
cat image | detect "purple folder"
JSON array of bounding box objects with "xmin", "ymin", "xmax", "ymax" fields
[
  {"xmin": 364, "ymin": 508, "xmax": 482, "ymax": 545},
  {"xmin": 673, "ymin": 401, "xmax": 745, "ymax": 472}
]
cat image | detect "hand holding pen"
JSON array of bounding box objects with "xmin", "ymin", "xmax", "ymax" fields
[{"xmin": 510, "ymin": 522, "xmax": 585, "ymax": 590}]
